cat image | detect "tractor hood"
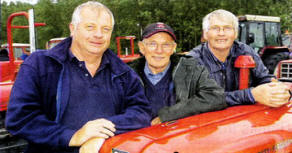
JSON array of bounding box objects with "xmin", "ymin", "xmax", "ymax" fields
[{"xmin": 100, "ymin": 103, "xmax": 292, "ymax": 153}]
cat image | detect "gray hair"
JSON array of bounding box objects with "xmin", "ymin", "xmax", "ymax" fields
[
  {"xmin": 202, "ymin": 9, "xmax": 238, "ymax": 34},
  {"xmin": 71, "ymin": 1, "xmax": 115, "ymax": 27}
]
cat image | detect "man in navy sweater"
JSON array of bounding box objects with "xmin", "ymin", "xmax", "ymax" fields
[
  {"xmin": 129, "ymin": 22, "xmax": 226, "ymax": 125},
  {"xmin": 5, "ymin": 1, "xmax": 151, "ymax": 153}
]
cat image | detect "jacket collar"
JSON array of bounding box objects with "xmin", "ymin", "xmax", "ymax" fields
[
  {"xmin": 199, "ymin": 43, "xmax": 222, "ymax": 73},
  {"xmin": 45, "ymin": 37, "xmax": 72, "ymax": 63},
  {"xmin": 200, "ymin": 42, "xmax": 242, "ymax": 73}
]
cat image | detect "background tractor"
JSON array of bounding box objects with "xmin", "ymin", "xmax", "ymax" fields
[
  {"xmin": 282, "ymin": 31, "xmax": 292, "ymax": 51},
  {"xmin": 0, "ymin": 10, "xmax": 45, "ymax": 153},
  {"xmin": 238, "ymin": 15, "xmax": 290, "ymax": 74}
]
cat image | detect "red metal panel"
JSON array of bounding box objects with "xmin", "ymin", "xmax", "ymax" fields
[
  {"xmin": 0, "ymin": 82, "xmax": 13, "ymax": 111},
  {"xmin": 100, "ymin": 103, "xmax": 292, "ymax": 153}
]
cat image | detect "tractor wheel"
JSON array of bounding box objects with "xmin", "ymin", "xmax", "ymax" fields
[{"xmin": 263, "ymin": 52, "xmax": 290, "ymax": 74}]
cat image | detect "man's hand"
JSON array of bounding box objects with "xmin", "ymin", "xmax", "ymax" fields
[
  {"xmin": 251, "ymin": 80, "xmax": 290, "ymax": 107},
  {"xmin": 151, "ymin": 117, "xmax": 161, "ymax": 125},
  {"xmin": 79, "ymin": 138, "xmax": 105, "ymax": 153},
  {"xmin": 69, "ymin": 118, "xmax": 115, "ymax": 146}
]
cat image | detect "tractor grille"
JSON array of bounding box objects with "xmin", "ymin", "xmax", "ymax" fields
[{"xmin": 280, "ymin": 62, "xmax": 292, "ymax": 80}]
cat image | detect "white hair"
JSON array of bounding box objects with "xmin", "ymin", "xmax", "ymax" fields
[
  {"xmin": 71, "ymin": 1, "xmax": 115, "ymax": 27},
  {"xmin": 202, "ymin": 9, "xmax": 238, "ymax": 34}
]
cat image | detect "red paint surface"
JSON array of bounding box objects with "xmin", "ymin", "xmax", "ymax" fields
[{"xmin": 101, "ymin": 103, "xmax": 292, "ymax": 153}]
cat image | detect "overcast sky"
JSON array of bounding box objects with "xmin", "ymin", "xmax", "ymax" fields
[{"xmin": 2, "ymin": 0, "xmax": 39, "ymax": 5}]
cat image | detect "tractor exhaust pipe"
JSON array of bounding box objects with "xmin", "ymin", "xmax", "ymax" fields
[{"xmin": 234, "ymin": 55, "xmax": 256, "ymax": 90}]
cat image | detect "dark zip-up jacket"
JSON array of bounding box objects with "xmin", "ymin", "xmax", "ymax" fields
[
  {"xmin": 189, "ymin": 41, "xmax": 273, "ymax": 106},
  {"xmin": 5, "ymin": 37, "xmax": 151, "ymax": 152},
  {"xmin": 129, "ymin": 54, "xmax": 227, "ymax": 122}
]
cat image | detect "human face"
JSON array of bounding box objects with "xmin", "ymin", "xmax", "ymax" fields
[
  {"xmin": 204, "ymin": 17, "xmax": 237, "ymax": 53},
  {"xmin": 70, "ymin": 7, "xmax": 113, "ymax": 57},
  {"xmin": 139, "ymin": 32, "xmax": 176, "ymax": 74}
]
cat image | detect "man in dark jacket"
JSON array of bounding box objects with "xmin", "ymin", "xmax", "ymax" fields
[
  {"xmin": 5, "ymin": 1, "xmax": 151, "ymax": 153},
  {"xmin": 189, "ymin": 9, "xmax": 290, "ymax": 107},
  {"xmin": 129, "ymin": 22, "xmax": 227, "ymax": 125}
]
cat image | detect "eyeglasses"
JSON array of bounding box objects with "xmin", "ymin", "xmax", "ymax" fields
[
  {"xmin": 143, "ymin": 41, "xmax": 175, "ymax": 52},
  {"xmin": 209, "ymin": 25, "xmax": 234, "ymax": 33}
]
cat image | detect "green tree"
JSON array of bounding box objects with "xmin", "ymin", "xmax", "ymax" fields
[{"xmin": 1, "ymin": 0, "xmax": 291, "ymax": 51}]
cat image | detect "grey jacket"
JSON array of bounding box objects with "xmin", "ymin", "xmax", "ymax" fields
[{"xmin": 129, "ymin": 54, "xmax": 227, "ymax": 122}]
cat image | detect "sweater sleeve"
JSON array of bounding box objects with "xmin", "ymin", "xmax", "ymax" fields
[
  {"xmin": 107, "ymin": 70, "xmax": 151, "ymax": 134},
  {"xmin": 5, "ymin": 64, "xmax": 75, "ymax": 149},
  {"xmin": 225, "ymin": 88, "xmax": 255, "ymax": 105}
]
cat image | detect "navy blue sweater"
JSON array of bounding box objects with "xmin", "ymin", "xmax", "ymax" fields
[{"xmin": 142, "ymin": 68, "xmax": 176, "ymax": 119}]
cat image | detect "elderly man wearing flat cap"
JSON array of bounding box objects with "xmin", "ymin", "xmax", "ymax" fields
[{"xmin": 129, "ymin": 22, "xmax": 227, "ymax": 125}]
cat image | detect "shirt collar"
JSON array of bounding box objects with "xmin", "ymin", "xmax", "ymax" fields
[
  {"xmin": 99, "ymin": 54, "xmax": 110, "ymax": 70},
  {"xmin": 144, "ymin": 61, "xmax": 171, "ymax": 85},
  {"xmin": 68, "ymin": 49, "xmax": 110, "ymax": 69},
  {"xmin": 206, "ymin": 43, "xmax": 221, "ymax": 64},
  {"xmin": 68, "ymin": 49, "xmax": 76, "ymax": 62},
  {"xmin": 144, "ymin": 61, "xmax": 170, "ymax": 76}
]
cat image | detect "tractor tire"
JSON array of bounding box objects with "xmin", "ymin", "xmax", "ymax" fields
[{"xmin": 263, "ymin": 52, "xmax": 289, "ymax": 74}]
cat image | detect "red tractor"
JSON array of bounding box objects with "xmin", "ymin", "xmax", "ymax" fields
[
  {"xmin": 98, "ymin": 55, "xmax": 292, "ymax": 153},
  {"xmin": 116, "ymin": 36, "xmax": 140, "ymax": 63},
  {"xmin": 0, "ymin": 11, "xmax": 45, "ymax": 152},
  {"xmin": 2, "ymin": 12, "xmax": 292, "ymax": 153},
  {"xmin": 100, "ymin": 103, "xmax": 292, "ymax": 153},
  {"xmin": 275, "ymin": 32, "xmax": 292, "ymax": 81},
  {"xmin": 238, "ymin": 15, "xmax": 291, "ymax": 74}
]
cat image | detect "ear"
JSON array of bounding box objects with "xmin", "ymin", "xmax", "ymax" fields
[
  {"xmin": 138, "ymin": 41, "xmax": 145, "ymax": 55},
  {"xmin": 69, "ymin": 23, "xmax": 75, "ymax": 36},
  {"xmin": 203, "ymin": 30, "xmax": 208, "ymax": 40},
  {"xmin": 173, "ymin": 42, "xmax": 177, "ymax": 54}
]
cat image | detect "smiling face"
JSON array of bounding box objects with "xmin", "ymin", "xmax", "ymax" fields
[
  {"xmin": 70, "ymin": 7, "xmax": 113, "ymax": 57},
  {"xmin": 204, "ymin": 17, "xmax": 237, "ymax": 54},
  {"xmin": 139, "ymin": 32, "xmax": 176, "ymax": 74}
]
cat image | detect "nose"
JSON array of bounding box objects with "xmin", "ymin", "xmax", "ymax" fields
[
  {"xmin": 218, "ymin": 27, "xmax": 225, "ymax": 35},
  {"xmin": 155, "ymin": 44, "xmax": 163, "ymax": 53},
  {"xmin": 93, "ymin": 28, "xmax": 103, "ymax": 38}
]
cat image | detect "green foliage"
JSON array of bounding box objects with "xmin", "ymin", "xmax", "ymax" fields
[
  {"xmin": 1, "ymin": 1, "xmax": 32, "ymax": 45},
  {"xmin": 1, "ymin": 0, "xmax": 291, "ymax": 51}
]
